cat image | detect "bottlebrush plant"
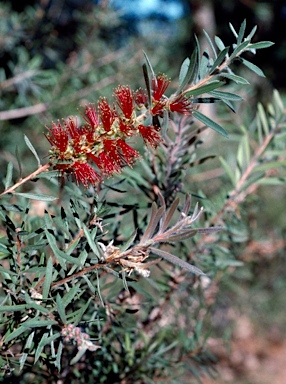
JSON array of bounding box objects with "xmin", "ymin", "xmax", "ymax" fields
[{"xmin": 1, "ymin": 21, "xmax": 284, "ymax": 383}]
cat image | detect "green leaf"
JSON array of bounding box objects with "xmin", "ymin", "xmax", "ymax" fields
[
  {"xmin": 209, "ymin": 90, "xmax": 243, "ymax": 101},
  {"xmin": 203, "ymin": 30, "xmax": 217, "ymax": 57},
  {"xmin": 177, "ymin": 48, "xmax": 198, "ymax": 94},
  {"xmin": 229, "ymin": 22, "xmax": 238, "ymax": 38},
  {"xmin": 209, "ymin": 47, "xmax": 229, "ymax": 74},
  {"xmin": 24, "ymin": 135, "xmax": 41, "ymax": 167},
  {"xmin": 143, "ymin": 51, "xmax": 155, "ymax": 79},
  {"xmin": 82, "ymin": 224, "xmax": 101, "ymax": 258},
  {"xmin": 20, "ymin": 331, "xmax": 35, "ymax": 371},
  {"xmin": 229, "ymin": 40, "xmax": 249, "ymax": 60},
  {"xmin": 219, "ymin": 156, "xmax": 236, "ymax": 186},
  {"xmin": 45, "ymin": 230, "xmax": 82, "ymax": 267},
  {"xmin": 4, "ymin": 162, "xmax": 13, "ymax": 190},
  {"xmin": 179, "ymin": 57, "xmax": 190, "ymax": 85},
  {"xmin": 0, "ymin": 304, "xmax": 27, "ymax": 312},
  {"xmin": 247, "ymin": 41, "xmax": 274, "ymax": 50},
  {"xmin": 4, "ymin": 325, "xmax": 28, "ymax": 343},
  {"xmin": 14, "ymin": 192, "xmax": 58, "ymax": 201},
  {"xmin": 42, "ymin": 256, "xmax": 53, "ymax": 300},
  {"xmin": 61, "ymin": 285, "xmax": 80, "ymax": 307},
  {"xmin": 22, "ymin": 319, "xmax": 56, "ymax": 327},
  {"xmin": 56, "ymin": 294, "xmax": 66, "ymax": 323},
  {"xmin": 214, "ymin": 36, "xmax": 226, "ymax": 51},
  {"xmin": 240, "ymin": 58, "xmax": 265, "ymax": 77},
  {"xmin": 150, "ymin": 247, "xmax": 204, "ymax": 276},
  {"xmin": 257, "ymin": 177, "xmax": 286, "ymax": 185},
  {"xmin": 35, "ymin": 332, "xmax": 61, "ymax": 364},
  {"xmin": 245, "ymin": 25, "xmax": 257, "ymax": 40},
  {"xmin": 186, "ymin": 81, "xmax": 225, "ymax": 97},
  {"xmin": 199, "ymin": 49, "xmax": 210, "ymax": 79},
  {"xmin": 237, "ymin": 19, "xmax": 246, "ymax": 45},
  {"xmin": 192, "ymin": 110, "xmax": 228, "ymax": 138},
  {"xmin": 220, "ymin": 73, "xmax": 249, "ymax": 84}
]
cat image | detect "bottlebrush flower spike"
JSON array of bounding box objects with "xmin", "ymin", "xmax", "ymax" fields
[
  {"xmin": 72, "ymin": 162, "xmax": 101, "ymax": 188},
  {"xmin": 83, "ymin": 104, "xmax": 99, "ymax": 128},
  {"xmin": 98, "ymin": 97, "xmax": 116, "ymax": 132},
  {"xmin": 169, "ymin": 94, "xmax": 193, "ymax": 115},
  {"xmin": 45, "ymin": 121, "xmax": 68, "ymax": 154},
  {"xmin": 114, "ymin": 85, "xmax": 134, "ymax": 119},
  {"xmin": 152, "ymin": 74, "xmax": 170, "ymax": 101},
  {"xmin": 138, "ymin": 125, "xmax": 162, "ymax": 148}
]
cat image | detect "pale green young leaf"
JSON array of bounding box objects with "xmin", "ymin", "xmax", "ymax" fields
[
  {"xmin": 203, "ymin": 29, "xmax": 217, "ymax": 58},
  {"xmin": 245, "ymin": 25, "xmax": 257, "ymax": 40},
  {"xmin": 209, "ymin": 47, "xmax": 229, "ymax": 74},
  {"xmin": 257, "ymin": 177, "xmax": 286, "ymax": 185},
  {"xmin": 199, "ymin": 49, "xmax": 210, "ymax": 79},
  {"xmin": 177, "ymin": 48, "xmax": 198, "ymax": 94},
  {"xmin": 237, "ymin": 19, "xmax": 246, "ymax": 45},
  {"xmin": 4, "ymin": 162, "xmax": 13, "ymax": 190},
  {"xmin": 229, "ymin": 40, "xmax": 249, "ymax": 60},
  {"xmin": 229, "ymin": 22, "xmax": 238, "ymax": 38},
  {"xmin": 240, "ymin": 58, "xmax": 265, "ymax": 77},
  {"xmin": 24, "ymin": 135, "xmax": 41, "ymax": 167},
  {"xmin": 214, "ymin": 36, "xmax": 226, "ymax": 51},
  {"xmin": 247, "ymin": 41, "xmax": 274, "ymax": 50}
]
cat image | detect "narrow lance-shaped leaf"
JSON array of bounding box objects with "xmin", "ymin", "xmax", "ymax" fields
[
  {"xmin": 219, "ymin": 73, "xmax": 249, "ymax": 85},
  {"xmin": 237, "ymin": 19, "xmax": 246, "ymax": 45},
  {"xmin": 14, "ymin": 192, "xmax": 58, "ymax": 201},
  {"xmin": 177, "ymin": 48, "xmax": 199, "ymax": 94},
  {"xmin": 203, "ymin": 29, "xmax": 217, "ymax": 58},
  {"xmin": 247, "ymin": 41, "xmax": 274, "ymax": 50},
  {"xmin": 24, "ymin": 135, "xmax": 41, "ymax": 167},
  {"xmin": 185, "ymin": 80, "xmax": 225, "ymax": 97},
  {"xmin": 240, "ymin": 58, "xmax": 265, "ymax": 77},
  {"xmin": 209, "ymin": 47, "xmax": 229, "ymax": 74},
  {"xmin": 4, "ymin": 162, "xmax": 13, "ymax": 190},
  {"xmin": 150, "ymin": 247, "xmax": 205, "ymax": 276},
  {"xmin": 229, "ymin": 40, "xmax": 249, "ymax": 61},
  {"xmin": 192, "ymin": 110, "xmax": 228, "ymax": 138},
  {"xmin": 42, "ymin": 256, "xmax": 53, "ymax": 299}
]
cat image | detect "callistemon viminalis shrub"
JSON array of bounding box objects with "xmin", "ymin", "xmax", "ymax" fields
[
  {"xmin": 0, "ymin": 22, "xmax": 275, "ymax": 381},
  {"xmin": 46, "ymin": 75, "xmax": 192, "ymax": 187}
]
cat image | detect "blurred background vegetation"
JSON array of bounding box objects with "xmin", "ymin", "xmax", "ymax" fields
[{"xmin": 0, "ymin": 0, "xmax": 285, "ymax": 382}]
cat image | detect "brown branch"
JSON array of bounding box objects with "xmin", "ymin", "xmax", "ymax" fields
[{"xmin": 0, "ymin": 163, "xmax": 51, "ymax": 196}]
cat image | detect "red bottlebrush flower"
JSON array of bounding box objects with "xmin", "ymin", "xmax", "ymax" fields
[
  {"xmin": 98, "ymin": 98, "xmax": 115, "ymax": 132},
  {"xmin": 117, "ymin": 139, "xmax": 141, "ymax": 166},
  {"xmin": 88, "ymin": 152, "xmax": 121, "ymax": 175},
  {"xmin": 118, "ymin": 119, "xmax": 133, "ymax": 136},
  {"xmin": 103, "ymin": 139, "xmax": 124, "ymax": 167},
  {"xmin": 134, "ymin": 88, "xmax": 148, "ymax": 107},
  {"xmin": 46, "ymin": 121, "xmax": 68, "ymax": 153},
  {"xmin": 64, "ymin": 117, "xmax": 82, "ymax": 152},
  {"xmin": 83, "ymin": 104, "xmax": 99, "ymax": 128},
  {"xmin": 151, "ymin": 101, "xmax": 167, "ymax": 116},
  {"xmin": 169, "ymin": 94, "xmax": 193, "ymax": 115},
  {"xmin": 72, "ymin": 161, "xmax": 101, "ymax": 187},
  {"xmin": 152, "ymin": 74, "xmax": 170, "ymax": 102},
  {"xmin": 138, "ymin": 125, "xmax": 163, "ymax": 148},
  {"xmin": 114, "ymin": 85, "xmax": 134, "ymax": 119},
  {"xmin": 78, "ymin": 125, "xmax": 94, "ymax": 145}
]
